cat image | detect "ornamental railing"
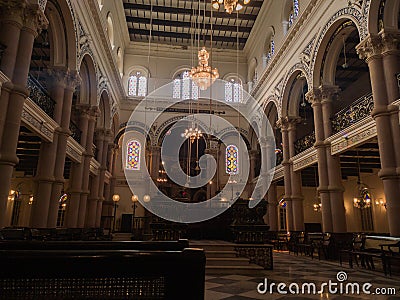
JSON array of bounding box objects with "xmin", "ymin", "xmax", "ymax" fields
[
  {"xmin": 276, "ymin": 151, "xmax": 283, "ymax": 166},
  {"xmin": 27, "ymin": 75, "xmax": 56, "ymax": 119},
  {"xmin": 331, "ymin": 93, "xmax": 374, "ymax": 134},
  {"xmin": 0, "ymin": 43, "xmax": 5, "ymax": 65},
  {"xmin": 397, "ymin": 73, "xmax": 400, "ymax": 92},
  {"xmin": 294, "ymin": 131, "xmax": 316, "ymax": 155},
  {"xmin": 69, "ymin": 120, "xmax": 82, "ymax": 144}
]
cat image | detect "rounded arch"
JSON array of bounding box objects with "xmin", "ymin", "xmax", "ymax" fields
[
  {"xmin": 281, "ymin": 67, "xmax": 310, "ymax": 118},
  {"xmin": 78, "ymin": 54, "xmax": 98, "ymax": 106},
  {"xmin": 116, "ymin": 47, "xmax": 123, "ymax": 76},
  {"xmin": 311, "ymin": 11, "xmax": 364, "ymax": 87},
  {"xmin": 222, "ymin": 73, "xmax": 245, "ymax": 84},
  {"xmin": 248, "ymin": 58, "xmax": 258, "ymax": 83},
  {"xmin": 106, "ymin": 12, "xmax": 115, "ymax": 49},
  {"xmin": 367, "ymin": 0, "xmax": 400, "ymax": 34},
  {"xmin": 45, "ymin": 0, "xmax": 77, "ymax": 70},
  {"xmin": 126, "ymin": 65, "xmax": 150, "ymax": 78},
  {"xmin": 97, "ymin": 90, "xmax": 112, "ymax": 130},
  {"xmin": 171, "ymin": 66, "xmax": 192, "ymax": 79}
]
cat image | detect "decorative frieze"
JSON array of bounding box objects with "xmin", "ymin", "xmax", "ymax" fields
[
  {"xmin": 66, "ymin": 137, "xmax": 84, "ymax": 163},
  {"xmin": 292, "ymin": 148, "xmax": 318, "ymax": 172},
  {"xmin": 21, "ymin": 98, "xmax": 58, "ymax": 143},
  {"xmin": 329, "ymin": 117, "xmax": 376, "ymax": 155}
]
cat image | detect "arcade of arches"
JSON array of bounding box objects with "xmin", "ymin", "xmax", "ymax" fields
[{"xmin": 0, "ymin": 0, "xmax": 400, "ymax": 240}]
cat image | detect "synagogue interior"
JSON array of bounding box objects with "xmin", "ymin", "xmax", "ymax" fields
[{"xmin": 0, "ymin": 0, "xmax": 400, "ymax": 299}]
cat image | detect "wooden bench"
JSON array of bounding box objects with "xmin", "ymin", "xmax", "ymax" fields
[
  {"xmin": 345, "ymin": 235, "xmax": 400, "ymax": 275},
  {"xmin": 0, "ymin": 248, "xmax": 205, "ymax": 299}
]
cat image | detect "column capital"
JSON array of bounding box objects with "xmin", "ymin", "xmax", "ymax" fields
[
  {"xmin": 45, "ymin": 67, "xmax": 69, "ymax": 88},
  {"xmin": 320, "ymin": 85, "xmax": 341, "ymax": 101},
  {"xmin": 0, "ymin": 1, "xmax": 48, "ymax": 35},
  {"xmin": 276, "ymin": 117, "xmax": 300, "ymax": 130},
  {"xmin": 380, "ymin": 30, "xmax": 400, "ymax": 55},
  {"xmin": 305, "ymin": 88, "xmax": 322, "ymax": 105},
  {"xmin": 66, "ymin": 70, "xmax": 81, "ymax": 91},
  {"xmin": 356, "ymin": 34, "xmax": 384, "ymax": 61}
]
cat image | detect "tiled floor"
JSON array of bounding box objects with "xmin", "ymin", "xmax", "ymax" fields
[{"xmin": 205, "ymin": 251, "xmax": 400, "ymax": 299}]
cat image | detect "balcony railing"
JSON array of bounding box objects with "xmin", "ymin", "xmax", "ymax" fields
[
  {"xmin": 294, "ymin": 131, "xmax": 316, "ymax": 155},
  {"xmin": 0, "ymin": 43, "xmax": 5, "ymax": 65},
  {"xmin": 69, "ymin": 120, "xmax": 82, "ymax": 144},
  {"xmin": 397, "ymin": 73, "xmax": 400, "ymax": 93},
  {"xmin": 27, "ymin": 75, "xmax": 56, "ymax": 118},
  {"xmin": 331, "ymin": 93, "xmax": 373, "ymax": 134}
]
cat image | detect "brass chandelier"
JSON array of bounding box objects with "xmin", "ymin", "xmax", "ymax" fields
[
  {"xmin": 212, "ymin": 0, "xmax": 251, "ymax": 14},
  {"xmin": 190, "ymin": 47, "xmax": 219, "ymax": 90}
]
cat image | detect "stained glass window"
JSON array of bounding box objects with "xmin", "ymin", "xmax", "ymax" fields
[
  {"xmin": 173, "ymin": 71, "xmax": 198, "ymax": 100},
  {"xmin": 225, "ymin": 81, "xmax": 233, "ymax": 102},
  {"xmin": 126, "ymin": 140, "xmax": 141, "ymax": 170},
  {"xmin": 288, "ymin": 0, "xmax": 299, "ymax": 29},
  {"xmin": 226, "ymin": 145, "xmax": 239, "ymax": 175},
  {"xmin": 128, "ymin": 72, "xmax": 147, "ymax": 97},
  {"xmin": 128, "ymin": 76, "xmax": 137, "ymax": 96},
  {"xmin": 294, "ymin": 0, "xmax": 299, "ymax": 18},
  {"xmin": 225, "ymin": 79, "xmax": 242, "ymax": 103}
]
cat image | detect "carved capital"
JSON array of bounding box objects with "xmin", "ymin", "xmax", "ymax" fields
[
  {"xmin": 356, "ymin": 34, "xmax": 383, "ymax": 61},
  {"xmin": 23, "ymin": 2, "xmax": 48, "ymax": 36},
  {"xmin": 66, "ymin": 70, "xmax": 81, "ymax": 90},
  {"xmin": 320, "ymin": 85, "xmax": 341, "ymax": 101},
  {"xmin": 380, "ymin": 31, "xmax": 400, "ymax": 54},
  {"xmin": 305, "ymin": 88, "xmax": 322, "ymax": 105}
]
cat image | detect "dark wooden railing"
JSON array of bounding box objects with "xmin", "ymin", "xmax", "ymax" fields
[
  {"xmin": 0, "ymin": 43, "xmax": 5, "ymax": 65},
  {"xmin": 331, "ymin": 93, "xmax": 374, "ymax": 134},
  {"xmin": 0, "ymin": 247, "xmax": 205, "ymax": 300},
  {"xmin": 69, "ymin": 120, "xmax": 82, "ymax": 144},
  {"xmin": 27, "ymin": 75, "xmax": 56, "ymax": 118},
  {"xmin": 294, "ymin": 131, "xmax": 316, "ymax": 155}
]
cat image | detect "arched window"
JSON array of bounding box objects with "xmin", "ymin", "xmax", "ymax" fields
[
  {"xmin": 264, "ymin": 37, "xmax": 275, "ymax": 67},
  {"xmin": 126, "ymin": 140, "xmax": 141, "ymax": 170},
  {"xmin": 128, "ymin": 72, "xmax": 147, "ymax": 97},
  {"xmin": 288, "ymin": 0, "xmax": 299, "ymax": 28},
  {"xmin": 224, "ymin": 79, "xmax": 243, "ymax": 103},
  {"xmin": 226, "ymin": 145, "xmax": 239, "ymax": 175},
  {"xmin": 173, "ymin": 71, "xmax": 199, "ymax": 100},
  {"xmin": 106, "ymin": 12, "xmax": 114, "ymax": 49}
]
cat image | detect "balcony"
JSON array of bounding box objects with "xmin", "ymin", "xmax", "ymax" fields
[
  {"xmin": 0, "ymin": 43, "xmax": 5, "ymax": 65},
  {"xmin": 27, "ymin": 75, "xmax": 55, "ymax": 119},
  {"xmin": 331, "ymin": 93, "xmax": 373, "ymax": 134},
  {"xmin": 294, "ymin": 131, "xmax": 316, "ymax": 155},
  {"xmin": 69, "ymin": 120, "xmax": 82, "ymax": 144}
]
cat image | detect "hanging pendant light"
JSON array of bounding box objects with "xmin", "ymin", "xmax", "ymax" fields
[
  {"xmin": 353, "ymin": 151, "xmax": 372, "ymax": 209},
  {"xmin": 212, "ymin": 0, "xmax": 250, "ymax": 14},
  {"xmin": 190, "ymin": 47, "xmax": 219, "ymax": 90}
]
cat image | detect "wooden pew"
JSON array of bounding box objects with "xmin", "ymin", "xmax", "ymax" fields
[{"xmin": 0, "ymin": 248, "xmax": 205, "ymax": 299}]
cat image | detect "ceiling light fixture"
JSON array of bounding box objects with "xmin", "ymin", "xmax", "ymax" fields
[
  {"xmin": 190, "ymin": 47, "xmax": 219, "ymax": 90},
  {"xmin": 212, "ymin": 0, "xmax": 251, "ymax": 14}
]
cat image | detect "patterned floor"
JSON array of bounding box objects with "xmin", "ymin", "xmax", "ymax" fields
[{"xmin": 205, "ymin": 251, "xmax": 400, "ymax": 300}]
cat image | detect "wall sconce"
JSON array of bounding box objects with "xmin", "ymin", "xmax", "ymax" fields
[
  {"xmin": 28, "ymin": 195, "xmax": 34, "ymax": 205},
  {"xmin": 313, "ymin": 203, "xmax": 322, "ymax": 212},
  {"xmin": 375, "ymin": 199, "xmax": 387, "ymax": 209}
]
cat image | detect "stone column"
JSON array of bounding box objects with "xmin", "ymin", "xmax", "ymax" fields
[
  {"xmin": 0, "ymin": 1, "xmax": 48, "ymax": 228},
  {"xmin": 86, "ymin": 129, "xmax": 105, "ymax": 227},
  {"xmin": 247, "ymin": 150, "xmax": 258, "ymax": 195},
  {"xmin": 95, "ymin": 131, "xmax": 111, "ymax": 227},
  {"xmin": 150, "ymin": 145, "xmax": 161, "ymax": 181},
  {"xmin": 267, "ymin": 183, "xmax": 278, "ymax": 231},
  {"xmin": 78, "ymin": 107, "xmax": 97, "ymax": 228},
  {"xmin": 321, "ymin": 86, "xmax": 347, "ymax": 232},
  {"xmin": 306, "ymin": 89, "xmax": 333, "ymax": 232},
  {"xmin": 287, "ymin": 118, "xmax": 304, "ymax": 231},
  {"xmin": 277, "ymin": 119, "xmax": 293, "ymax": 231},
  {"xmin": 30, "ymin": 69, "xmax": 67, "ymax": 228},
  {"xmin": 48, "ymin": 71, "xmax": 80, "ymax": 227},
  {"xmin": 357, "ymin": 34, "xmax": 400, "ymax": 236}
]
